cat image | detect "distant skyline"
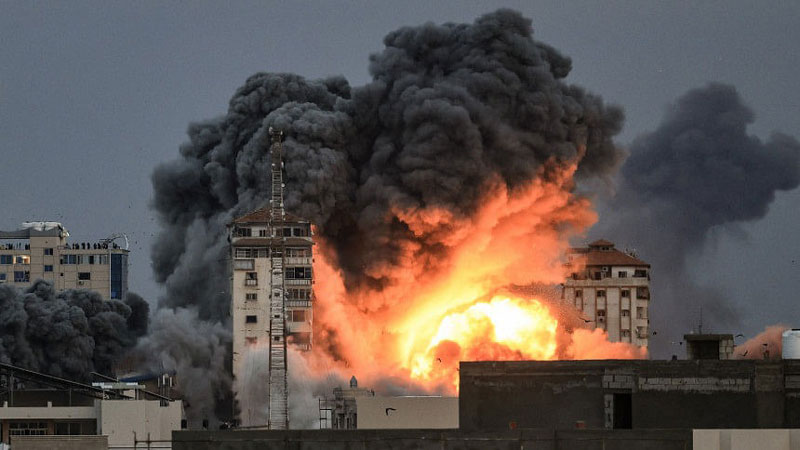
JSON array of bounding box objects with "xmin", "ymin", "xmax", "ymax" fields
[{"xmin": 1, "ymin": 1, "xmax": 798, "ymax": 339}]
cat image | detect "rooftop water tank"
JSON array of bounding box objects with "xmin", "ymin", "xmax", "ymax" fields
[{"xmin": 782, "ymin": 329, "xmax": 800, "ymax": 359}]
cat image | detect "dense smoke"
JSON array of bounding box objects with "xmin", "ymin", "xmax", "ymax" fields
[
  {"xmin": 148, "ymin": 9, "xmax": 625, "ymax": 417},
  {"xmin": 0, "ymin": 281, "xmax": 145, "ymax": 381},
  {"xmin": 595, "ymin": 83, "xmax": 800, "ymax": 357}
]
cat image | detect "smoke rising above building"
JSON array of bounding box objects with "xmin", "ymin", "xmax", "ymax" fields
[
  {"xmin": 0, "ymin": 281, "xmax": 144, "ymax": 381},
  {"xmin": 595, "ymin": 83, "xmax": 800, "ymax": 356}
]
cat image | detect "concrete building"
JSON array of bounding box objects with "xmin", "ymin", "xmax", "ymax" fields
[
  {"xmin": 0, "ymin": 222, "xmax": 128, "ymax": 300},
  {"xmin": 459, "ymin": 347, "xmax": 800, "ymax": 431},
  {"xmin": 0, "ymin": 364, "xmax": 182, "ymax": 449},
  {"xmin": 228, "ymin": 207, "xmax": 314, "ymax": 384},
  {"xmin": 563, "ymin": 239, "xmax": 650, "ymax": 347},
  {"xmin": 318, "ymin": 377, "xmax": 374, "ymax": 430}
]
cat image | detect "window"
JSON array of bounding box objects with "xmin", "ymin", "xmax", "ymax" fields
[
  {"xmin": 245, "ymin": 315, "xmax": 258, "ymax": 324},
  {"xmin": 292, "ymin": 227, "xmax": 309, "ymax": 237},
  {"xmin": 76, "ymin": 255, "xmax": 86, "ymax": 265},
  {"xmin": 282, "ymin": 227, "xmax": 292, "ymax": 237},
  {"xmin": 9, "ymin": 421, "xmax": 48, "ymax": 436},
  {"xmin": 245, "ymin": 337, "xmax": 258, "ymax": 346},
  {"xmin": 44, "ymin": 265, "xmax": 53, "ymax": 272},
  {"xmin": 0, "ymin": 273, "xmax": 5, "ymax": 281},
  {"xmin": 597, "ymin": 310, "xmax": 606, "ymax": 317},
  {"xmin": 13, "ymin": 271, "xmax": 29, "ymax": 283},
  {"xmin": 62, "ymin": 254, "xmax": 77, "ymax": 264},
  {"xmin": 88, "ymin": 255, "xmax": 95, "ymax": 264},
  {"xmin": 234, "ymin": 227, "xmax": 252, "ymax": 237},
  {"xmin": 596, "ymin": 290, "xmax": 606, "ymax": 298},
  {"xmin": 637, "ymin": 307, "xmax": 645, "ymax": 320},
  {"xmin": 621, "ymin": 330, "xmax": 631, "ymax": 337},
  {"xmin": 78, "ymin": 272, "xmax": 91, "ymax": 281},
  {"xmin": 291, "ymin": 310, "xmax": 306, "ymax": 322},
  {"xmin": 258, "ymin": 229, "xmax": 268, "ymax": 237},
  {"xmin": 44, "ymin": 248, "xmax": 54, "ymax": 256},
  {"xmin": 15, "ymin": 256, "xmax": 27, "ymax": 264},
  {"xmin": 617, "ymin": 271, "xmax": 627, "ymax": 278},
  {"xmin": 621, "ymin": 290, "xmax": 630, "ymax": 298},
  {"xmin": 245, "ymin": 272, "xmax": 258, "ymax": 286},
  {"xmin": 636, "ymin": 287, "xmax": 650, "ymax": 299},
  {"xmin": 246, "ymin": 293, "xmax": 258, "ymax": 301},
  {"xmin": 286, "ymin": 248, "xmax": 310, "ymax": 257},
  {"xmin": 287, "ymin": 289, "xmax": 311, "ymax": 300},
  {"xmin": 621, "ymin": 309, "xmax": 630, "ymax": 317},
  {"xmin": 0, "ymin": 255, "xmax": 12, "ymax": 264},
  {"xmin": 633, "ymin": 269, "xmax": 648, "ymax": 278},
  {"xmin": 55, "ymin": 422, "xmax": 82, "ymax": 435},
  {"xmin": 97, "ymin": 255, "xmax": 109, "ymax": 265},
  {"xmin": 575, "ymin": 289, "xmax": 583, "ymax": 298},
  {"xmin": 286, "ymin": 266, "xmax": 312, "ymax": 279}
]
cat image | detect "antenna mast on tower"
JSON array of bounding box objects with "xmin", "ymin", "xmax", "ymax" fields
[{"xmin": 267, "ymin": 127, "xmax": 288, "ymax": 429}]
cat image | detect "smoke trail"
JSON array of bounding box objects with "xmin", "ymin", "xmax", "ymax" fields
[
  {"xmin": 0, "ymin": 280, "xmax": 143, "ymax": 381},
  {"xmin": 595, "ymin": 83, "xmax": 800, "ymax": 356},
  {"xmin": 148, "ymin": 9, "xmax": 624, "ymax": 419}
]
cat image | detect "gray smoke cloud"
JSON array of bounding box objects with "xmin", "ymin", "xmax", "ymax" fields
[
  {"xmin": 0, "ymin": 280, "xmax": 144, "ymax": 381},
  {"xmin": 148, "ymin": 9, "xmax": 624, "ymax": 419},
  {"xmin": 595, "ymin": 83, "xmax": 800, "ymax": 357}
]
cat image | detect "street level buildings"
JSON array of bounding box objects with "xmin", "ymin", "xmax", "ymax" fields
[
  {"xmin": 228, "ymin": 208, "xmax": 314, "ymax": 385},
  {"xmin": 0, "ymin": 222, "xmax": 128, "ymax": 300},
  {"xmin": 563, "ymin": 239, "xmax": 650, "ymax": 347}
]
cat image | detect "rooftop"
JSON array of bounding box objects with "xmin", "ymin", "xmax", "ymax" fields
[
  {"xmin": 231, "ymin": 207, "xmax": 308, "ymax": 225},
  {"xmin": 568, "ymin": 239, "xmax": 649, "ymax": 267}
]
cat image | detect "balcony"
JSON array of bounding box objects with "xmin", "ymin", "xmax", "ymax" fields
[
  {"xmin": 287, "ymin": 300, "xmax": 312, "ymax": 308},
  {"xmin": 286, "ymin": 279, "xmax": 312, "ymax": 286},
  {"xmin": 233, "ymin": 259, "xmax": 254, "ymax": 270},
  {"xmin": 245, "ymin": 279, "xmax": 258, "ymax": 287}
]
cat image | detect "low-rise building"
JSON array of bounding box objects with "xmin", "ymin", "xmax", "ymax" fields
[{"xmin": 0, "ymin": 222, "xmax": 128, "ymax": 300}]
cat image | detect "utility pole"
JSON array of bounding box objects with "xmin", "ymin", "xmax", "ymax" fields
[{"xmin": 267, "ymin": 127, "xmax": 289, "ymax": 429}]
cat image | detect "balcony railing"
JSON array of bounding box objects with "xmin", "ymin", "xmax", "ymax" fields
[
  {"xmin": 245, "ymin": 279, "xmax": 258, "ymax": 287},
  {"xmin": 287, "ymin": 300, "xmax": 312, "ymax": 308}
]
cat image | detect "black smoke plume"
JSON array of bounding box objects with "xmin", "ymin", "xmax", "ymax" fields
[
  {"xmin": 0, "ymin": 281, "xmax": 144, "ymax": 381},
  {"xmin": 595, "ymin": 83, "xmax": 800, "ymax": 356},
  {"xmin": 149, "ymin": 9, "xmax": 624, "ymax": 418}
]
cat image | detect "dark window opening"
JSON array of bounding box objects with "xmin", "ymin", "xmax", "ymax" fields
[
  {"xmin": 44, "ymin": 265, "xmax": 53, "ymax": 272},
  {"xmin": 78, "ymin": 272, "xmax": 91, "ymax": 280},
  {"xmin": 621, "ymin": 290, "xmax": 630, "ymax": 298},
  {"xmin": 44, "ymin": 248, "xmax": 54, "ymax": 256},
  {"xmin": 613, "ymin": 393, "xmax": 632, "ymax": 429},
  {"xmin": 245, "ymin": 315, "xmax": 257, "ymax": 324}
]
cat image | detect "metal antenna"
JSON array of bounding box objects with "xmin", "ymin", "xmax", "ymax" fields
[{"xmin": 267, "ymin": 127, "xmax": 288, "ymax": 429}]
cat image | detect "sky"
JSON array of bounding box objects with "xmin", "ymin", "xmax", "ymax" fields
[{"xmin": 1, "ymin": 1, "xmax": 798, "ymax": 339}]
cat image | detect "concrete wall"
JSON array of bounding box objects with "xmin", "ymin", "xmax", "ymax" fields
[
  {"xmin": 173, "ymin": 429, "xmax": 692, "ymax": 450},
  {"xmin": 98, "ymin": 399, "xmax": 182, "ymax": 448},
  {"xmin": 9, "ymin": 435, "xmax": 107, "ymax": 450},
  {"xmin": 356, "ymin": 396, "xmax": 458, "ymax": 429},
  {"xmin": 694, "ymin": 429, "xmax": 800, "ymax": 450},
  {"xmin": 460, "ymin": 360, "xmax": 800, "ymax": 431}
]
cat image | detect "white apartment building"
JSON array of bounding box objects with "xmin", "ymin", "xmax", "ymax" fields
[
  {"xmin": 228, "ymin": 207, "xmax": 314, "ymax": 380},
  {"xmin": 563, "ymin": 239, "xmax": 651, "ymax": 347},
  {"xmin": 0, "ymin": 222, "xmax": 128, "ymax": 300}
]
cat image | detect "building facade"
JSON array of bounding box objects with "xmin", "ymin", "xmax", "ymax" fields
[
  {"xmin": 0, "ymin": 222, "xmax": 128, "ymax": 300},
  {"xmin": 229, "ymin": 208, "xmax": 314, "ymax": 381},
  {"xmin": 563, "ymin": 239, "xmax": 650, "ymax": 347}
]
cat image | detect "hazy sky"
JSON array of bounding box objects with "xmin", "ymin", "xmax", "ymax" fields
[{"xmin": 1, "ymin": 1, "xmax": 798, "ymax": 338}]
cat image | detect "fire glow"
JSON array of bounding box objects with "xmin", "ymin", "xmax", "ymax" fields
[{"xmin": 305, "ymin": 162, "xmax": 647, "ymax": 394}]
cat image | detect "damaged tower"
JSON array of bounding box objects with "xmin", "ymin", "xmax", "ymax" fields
[{"xmin": 229, "ymin": 129, "xmax": 314, "ymax": 429}]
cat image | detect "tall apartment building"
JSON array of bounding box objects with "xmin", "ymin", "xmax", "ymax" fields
[
  {"xmin": 562, "ymin": 239, "xmax": 650, "ymax": 347},
  {"xmin": 228, "ymin": 207, "xmax": 314, "ymax": 378},
  {"xmin": 0, "ymin": 222, "xmax": 128, "ymax": 300}
]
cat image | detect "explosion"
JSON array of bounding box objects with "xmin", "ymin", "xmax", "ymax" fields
[{"xmin": 308, "ymin": 162, "xmax": 646, "ymax": 395}]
